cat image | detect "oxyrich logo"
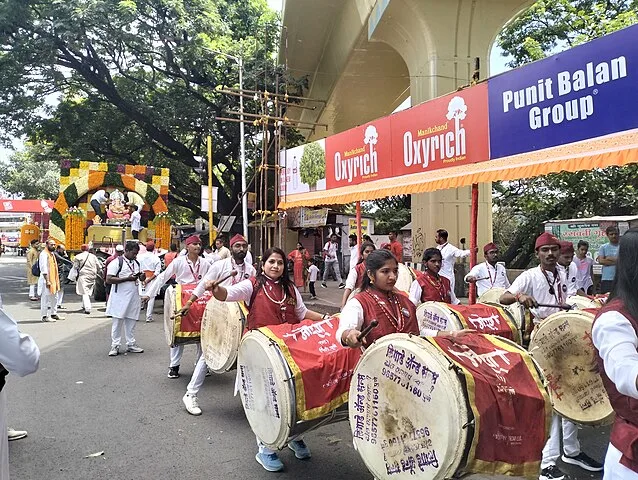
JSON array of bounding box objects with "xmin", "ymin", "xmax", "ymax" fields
[{"xmin": 333, "ymin": 125, "xmax": 379, "ymax": 183}]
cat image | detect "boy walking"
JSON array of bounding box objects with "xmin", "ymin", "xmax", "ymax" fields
[{"xmin": 308, "ymin": 258, "xmax": 319, "ymax": 300}]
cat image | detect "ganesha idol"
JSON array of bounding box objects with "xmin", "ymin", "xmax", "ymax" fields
[{"xmin": 105, "ymin": 189, "xmax": 131, "ymax": 223}]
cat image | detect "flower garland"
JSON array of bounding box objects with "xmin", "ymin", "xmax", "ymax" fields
[
  {"xmin": 153, "ymin": 212, "xmax": 171, "ymax": 250},
  {"xmin": 64, "ymin": 207, "xmax": 86, "ymax": 251}
]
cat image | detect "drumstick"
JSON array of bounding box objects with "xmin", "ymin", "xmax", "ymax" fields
[
  {"xmin": 171, "ymin": 271, "xmax": 239, "ymax": 318},
  {"xmin": 535, "ymin": 303, "xmax": 573, "ymax": 311},
  {"xmin": 357, "ymin": 320, "xmax": 379, "ymax": 342}
]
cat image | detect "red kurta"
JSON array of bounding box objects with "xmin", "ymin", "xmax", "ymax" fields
[
  {"xmin": 246, "ymin": 277, "xmax": 300, "ymax": 330},
  {"xmin": 353, "ymin": 288, "xmax": 418, "ymax": 345},
  {"xmin": 389, "ymin": 240, "xmax": 403, "ymax": 262},
  {"xmin": 417, "ymin": 271, "xmax": 452, "ymax": 303},
  {"xmin": 288, "ymin": 249, "xmax": 310, "ymax": 288},
  {"xmin": 594, "ymin": 298, "xmax": 638, "ymax": 473}
]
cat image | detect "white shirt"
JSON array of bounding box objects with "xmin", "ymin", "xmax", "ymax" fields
[
  {"xmin": 106, "ymin": 256, "xmax": 142, "ymax": 320},
  {"xmin": 130, "ymin": 210, "xmax": 141, "ymax": 232},
  {"xmin": 192, "ymin": 257, "xmax": 257, "ymax": 298},
  {"xmin": 573, "ymin": 256, "xmax": 594, "ymax": 292},
  {"xmin": 308, "ymin": 264, "xmax": 320, "ymax": 282},
  {"xmin": 203, "ymin": 251, "xmax": 221, "ymax": 263},
  {"xmin": 137, "ymin": 251, "xmax": 162, "ymax": 293},
  {"xmin": 225, "ymin": 278, "xmax": 308, "ymax": 319},
  {"xmin": 557, "ymin": 262, "xmax": 579, "ymax": 296},
  {"xmin": 145, "ymin": 255, "xmax": 212, "ymax": 298},
  {"xmin": 506, "ymin": 266, "xmax": 568, "ymax": 321},
  {"xmin": 215, "ymin": 246, "xmax": 231, "ymax": 260},
  {"xmin": 437, "ymin": 243, "xmax": 470, "ymax": 282},
  {"xmin": 464, "ymin": 262, "xmax": 510, "ymax": 297},
  {"xmin": 38, "ymin": 249, "xmax": 53, "ymax": 277},
  {"xmin": 345, "ymin": 266, "xmax": 360, "ymax": 290},
  {"xmin": 408, "ymin": 278, "xmax": 460, "ymax": 306},
  {"xmin": 593, "ymin": 310, "xmax": 638, "ymax": 399},
  {"xmin": 0, "ymin": 308, "xmax": 40, "ymax": 377},
  {"xmin": 323, "ymin": 241, "xmax": 338, "ymax": 261},
  {"xmin": 349, "ymin": 245, "xmax": 359, "ymax": 271},
  {"xmin": 90, "ymin": 189, "xmax": 108, "ymax": 204},
  {"xmin": 336, "ymin": 297, "xmax": 437, "ymax": 345}
]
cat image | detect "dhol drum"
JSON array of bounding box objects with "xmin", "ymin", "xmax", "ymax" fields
[
  {"xmin": 201, "ymin": 298, "xmax": 247, "ymax": 373},
  {"xmin": 477, "ymin": 287, "xmax": 507, "ymax": 304},
  {"xmin": 395, "ymin": 264, "xmax": 416, "ymax": 294},
  {"xmin": 478, "ymin": 288, "xmax": 531, "ymax": 344},
  {"xmin": 237, "ymin": 317, "xmax": 361, "ymax": 449},
  {"xmin": 528, "ymin": 310, "xmax": 614, "ymax": 426},
  {"xmin": 349, "ymin": 333, "xmax": 551, "ymax": 480},
  {"xmin": 416, "ymin": 301, "xmax": 522, "ymax": 344},
  {"xmin": 163, "ymin": 284, "xmax": 212, "ymax": 347},
  {"xmin": 566, "ymin": 295, "xmax": 602, "ymax": 310}
]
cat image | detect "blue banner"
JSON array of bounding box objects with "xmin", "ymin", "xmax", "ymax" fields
[{"xmin": 488, "ymin": 25, "xmax": 638, "ymax": 159}]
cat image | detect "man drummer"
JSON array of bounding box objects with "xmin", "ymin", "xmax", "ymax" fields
[
  {"xmin": 143, "ymin": 235, "xmax": 212, "ymax": 379},
  {"xmin": 177, "ymin": 234, "xmax": 256, "ymax": 416},
  {"xmin": 500, "ymin": 232, "xmax": 602, "ymax": 480},
  {"xmin": 464, "ymin": 242, "xmax": 510, "ymax": 297}
]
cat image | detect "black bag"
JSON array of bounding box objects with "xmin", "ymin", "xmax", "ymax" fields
[{"xmin": 31, "ymin": 261, "xmax": 40, "ymax": 277}]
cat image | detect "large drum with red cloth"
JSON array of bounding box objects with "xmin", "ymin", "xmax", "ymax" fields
[
  {"xmin": 201, "ymin": 298, "xmax": 247, "ymax": 373},
  {"xmin": 416, "ymin": 301, "xmax": 522, "ymax": 344},
  {"xmin": 565, "ymin": 295, "xmax": 602, "ymax": 310},
  {"xmin": 528, "ymin": 310, "xmax": 614, "ymax": 426},
  {"xmin": 163, "ymin": 284, "xmax": 212, "ymax": 347},
  {"xmin": 349, "ymin": 333, "xmax": 551, "ymax": 480},
  {"xmin": 237, "ymin": 317, "xmax": 361, "ymax": 449}
]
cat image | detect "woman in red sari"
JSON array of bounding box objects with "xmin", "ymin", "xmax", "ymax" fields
[
  {"xmin": 288, "ymin": 242, "xmax": 310, "ymax": 291},
  {"xmin": 207, "ymin": 247, "xmax": 324, "ymax": 472}
]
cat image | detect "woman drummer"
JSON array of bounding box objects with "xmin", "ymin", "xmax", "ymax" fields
[
  {"xmin": 206, "ymin": 246, "xmax": 325, "ymax": 472},
  {"xmin": 341, "ymin": 241, "xmax": 376, "ymax": 308},
  {"xmin": 337, "ymin": 249, "xmax": 469, "ymax": 349},
  {"xmin": 408, "ymin": 247, "xmax": 460, "ymax": 306}
]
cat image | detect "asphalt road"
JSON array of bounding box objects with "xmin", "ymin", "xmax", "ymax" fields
[{"xmin": 0, "ymin": 254, "xmax": 610, "ymax": 480}]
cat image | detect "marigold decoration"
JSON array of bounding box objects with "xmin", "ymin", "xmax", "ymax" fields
[
  {"xmin": 153, "ymin": 212, "xmax": 171, "ymax": 250},
  {"xmin": 65, "ymin": 207, "xmax": 86, "ymax": 251}
]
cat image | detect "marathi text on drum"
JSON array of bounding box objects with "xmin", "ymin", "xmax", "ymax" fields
[
  {"xmin": 352, "ymin": 373, "xmax": 380, "ymax": 445},
  {"xmin": 383, "ymin": 344, "xmax": 441, "ymax": 403}
]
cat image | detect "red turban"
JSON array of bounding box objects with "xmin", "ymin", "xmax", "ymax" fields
[
  {"xmin": 535, "ymin": 232, "xmax": 560, "ymax": 250},
  {"xmin": 559, "ymin": 240, "xmax": 574, "ymax": 255},
  {"xmin": 185, "ymin": 235, "xmax": 201, "ymax": 246},
  {"xmin": 483, "ymin": 242, "xmax": 497, "ymax": 254},
  {"xmin": 229, "ymin": 234, "xmax": 247, "ymax": 246}
]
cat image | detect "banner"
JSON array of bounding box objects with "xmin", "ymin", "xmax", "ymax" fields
[
  {"xmin": 279, "ymin": 140, "xmax": 327, "ymax": 196},
  {"xmin": 348, "ymin": 218, "xmax": 371, "ymax": 235},
  {"xmin": 301, "ymin": 208, "xmax": 329, "ymax": 227},
  {"xmin": 489, "ymin": 24, "xmax": 638, "ymax": 159},
  {"xmin": 390, "ymin": 84, "xmax": 490, "ymax": 176}
]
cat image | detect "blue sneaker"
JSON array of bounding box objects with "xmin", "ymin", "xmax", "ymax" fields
[
  {"xmin": 288, "ymin": 439, "xmax": 311, "ymax": 459},
  {"xmin": 255, "ymin": 452, "xmax": 284, "ymax": 472}
]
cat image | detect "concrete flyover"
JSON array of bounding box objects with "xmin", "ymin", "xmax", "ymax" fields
[{"xmin": 281, "ymin": 0, "xmax": 535, "ymax": 256}]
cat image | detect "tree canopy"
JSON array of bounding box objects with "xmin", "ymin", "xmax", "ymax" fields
[
  {"xmin": 0, "ymin": 0, "xmax": 300, "ymax": 221},
  {"xmin": 492, "ymin": 0, "xmax": 637, "ymax": 267}
]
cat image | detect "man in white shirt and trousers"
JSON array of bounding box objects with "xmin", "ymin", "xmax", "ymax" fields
[
  {"xmin": 144, "ymin": 235, "xmax": 212, "ymax": 379},
  {"xmin": 464, "ymin": 242, "xmax": 510, "ymax": 297},
  {"xmin": 499, "ymin": 232, "xmax": 602, "ymax": 480},
  {"xmin": 106, "ymin": 241, "xmax": 145, "ymax": 356},
  {"xmin": 137, "ymin": 240, "xmax": 162, "ymax": 323},
  {"xmin": 177, "ymin": 234, "xmax": 256, "ymax": 416},
  {"xmin": 130, "ymin": 205, "xmax": 142, "ymax": 240},
  {"xmin": 0, "ymin": 304, "xmax": 40, "ymax": 480},
  {"xmin": 435, "ymin": 229, "xmax": 470, "ymax": 296},
  {"xmin": 90, "ymin": 189, "xmax": 110, "ymax": 223}
]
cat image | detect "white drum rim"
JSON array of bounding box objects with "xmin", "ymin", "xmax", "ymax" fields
[
  {"xmin": 201, "ymin": 300, "xmax": 246, "ymax": 373},
  {"xmin": 163, "ymin": 285, "xmax": 176, "ymax": 347},
  {"xmin": 350, "ymin": 333, "xmax": 470, "ymax": 480},
  {"xmin": 566, "ymin": 295, "xmax": 600, "ymax": 310},
  {"xmin": 529, "ymin": 311, "xmax": 614, "ymax": 426},
  {"xmin": 237, "ymin": 330, "xmax": 295, "ymax": 449},
  {"xmin": 416, "ymin": 301, "xmax": 464, "ymax": 333},
  {"xmin": 477, "ymin": 287, "xmax": 507, "ymax": 304}
]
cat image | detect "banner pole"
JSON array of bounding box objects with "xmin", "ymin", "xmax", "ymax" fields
[{"xmin": 469, "ymin": 183, "xmax": 479, "ymax": 304}]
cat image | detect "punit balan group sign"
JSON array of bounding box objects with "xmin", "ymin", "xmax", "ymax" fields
[{"xmin": 488, "ymin": 24, "xmax": 638, "ymax": 159}]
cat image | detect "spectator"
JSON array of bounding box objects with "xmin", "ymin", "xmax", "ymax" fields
[
  {"xmin": 26, "ymin": 240, "xmax": 39, "ymax": 301},
  {"xmin": 388, "ymin": 231, "xmax": 403, "ymax": 262},
  {"xmin": 74, "ymin": 245, "xmax": 102, "ymax": 314},
  {"xmin": 573, "ymin": 240, "xmax": 594, "ymax": 295},
  {"xmin": 597, "ymin": 226, "xmax": 620, "ymax": 294},
  {"xmin": 348, "ymin": 234, "xmax": 359, "ymax": 272},
  {"xmin": 89, "ymin": 189, "xmax": 110, "ymax": 223},
  {"xmin": 321, "ymin": 234, "xmax": 345, "ymax": 289},
  {"xmin": 130, "ymin": 205, "xmax": 142, "ymax": 240},
  {"xmin": 435, "ymin": 228, "xmax": 471, "ymax": 295},
  {"xmin": 38, "ymin": 239, "xmax": 64, "ymax": 323}
]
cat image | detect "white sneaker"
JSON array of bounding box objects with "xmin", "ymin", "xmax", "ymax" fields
[
  {"xmin": 7, "ymin": 428, "xmax": 27, "ymax": 441},
  {"xmin": 183, "ymin": 394, "xmax": 202, "ymax": 416},
  {"xmin": 126, "ymin": 344, "xmax": 144, "ymax": 353},
  {"xmin": 108, "ymin": 345, "xmax": 119, "ymax": 356}
]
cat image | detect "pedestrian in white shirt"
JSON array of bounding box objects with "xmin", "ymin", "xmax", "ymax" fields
[
  {"xmin": 213, "ymin": 236, "xmax": 230, "ymax": 260},
  {"xmin": 38, "ymin": 238, "xmax": 64, "ymax": 322},
  {"xmin": 500, "ymin": 232, "xmax": 602, "ymax": 480},
  {"xmin": 573, "ymin": 240, "xmax": 594, "ymax": 295},
  {"xmin": 592, "ymin": 228, "xmax": 638, "ymax": 480},
  {"xmin": 0, "ymin": 306, "xmax": 40, "ymax": 480},
  {"xmin": 321, "ymin": 234, "xmax": 345, "ymax": 289},
  {"xmin": 106, "ymin": 241, "xmax": 145, "ymax": 356},
  {"xmin": 434, "ymin": 229, "xmax": 471, "ymax": 295},
  {"xmin": 130, "ymin": 205, "xmax": 142, "ymax": 239},
  {"xmin": 138, "ymin": 240, "xmax": 162, "ymax": 322},
  {"xmin": 73, "ymin": 244, "xmax": 102, "ymax": 314},
  {"xmin": 143, "ymin": 235, "xmax": 212, "ymax": 379},
  {"xmin": 307, "ymin": 259, "xmax": 320, "ymax": 300},
  {"xmin": 348, "ymin": 234, "xmax": 359, "ymax": 272},
  {"xmin": 177, "ymin": 234, "xmax": 256, "ymax": 416},
  {"xmin": 464, "ymin": 242, "xmax": 510, "ymax": 297},
  {"xmin": 557, "ymin": 241, "xmax": 582, "ymax": 297},
  {"xmin": 90, "ymin": 189, "xmax": 110, "ymax": 223}
]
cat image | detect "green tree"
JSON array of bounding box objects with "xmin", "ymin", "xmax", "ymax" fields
[
  {"xmin": 0, "ymin": 0, "xmax": 302, "ymax": 220},
  {"xmin": 299, "ymin": 142, "xmax": 325, "ymax": 189},
  {"xmin": 0, "ymin": 144, "xmax": 61, "ymax": 199},
  {"xmin": 493, "ymin": 0, "xmax": 637, "ymax": 267}
]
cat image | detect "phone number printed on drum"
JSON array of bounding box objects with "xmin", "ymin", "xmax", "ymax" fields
[{"xmin": 381, "ymin": 344, "xmax": 440, "ymax": 404}]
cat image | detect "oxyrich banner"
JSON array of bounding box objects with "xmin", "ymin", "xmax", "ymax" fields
[{"xmin": 488, "ymin": 24, "xmax": 638, "ymax": 159}]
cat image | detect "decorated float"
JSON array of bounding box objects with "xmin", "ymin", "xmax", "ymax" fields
[{"xmin": 49, "ymin": 161, "xmax": 172, "ymax": 251}]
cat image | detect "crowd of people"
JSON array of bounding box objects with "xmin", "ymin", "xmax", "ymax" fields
[{"xmin": 6, "ymin": 224, "xmax": 632, "ymax": 479}]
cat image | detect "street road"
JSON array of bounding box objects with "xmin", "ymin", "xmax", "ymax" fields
[{"xmin": 0, "ymin": 254, "xmax": 609, "ymax": 479}]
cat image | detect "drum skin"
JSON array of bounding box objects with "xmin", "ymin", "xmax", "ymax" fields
[
  {"xmin": 477, "ymin": 287, "xmax": 507, "ymax": 304},
  {"xmin": 415, "ymin": 302, "xmax": 464, "ymax": 333},
  {"xmin": 528, "ymin": 310, "xmax": 614, "ymax": 426},
  {"xmin": 349, "ymin": 333, "xmax": 470, "ymax": 480},
  {"xmin": 566, "ymin": 295, "xmax": 601, "ymax": 310},
  {"xmin": 201, "ymin": 299, "xmax": 246, "ymax": 373},
  {"xmin": 163, "ymin": 285, "xmax": 177, "ymax": 347},
  {"xmin": 395, "ymin": 264, "xmax": 415, "ymax": 294}
]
